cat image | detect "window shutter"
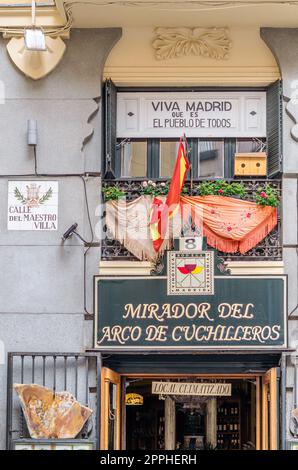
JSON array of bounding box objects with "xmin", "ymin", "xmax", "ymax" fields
[
  {"xmin": 224, "ymin": 138, "xmax": 236, "ymax": 178},
  {"xmin": 103, "ymin": 78, "xmax": 117, "ymax": 178},
  {"xmin": 267, "ymin": 80, "xmax": 283, "ymax": 177}
]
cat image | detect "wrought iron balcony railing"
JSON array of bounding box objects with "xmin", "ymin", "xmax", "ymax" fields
[{"xmin": 101, "ymin": 179, "xmax": 282, "ymax": 262}]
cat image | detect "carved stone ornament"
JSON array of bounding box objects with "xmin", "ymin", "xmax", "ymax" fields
[
  {"xmin": 6, "ymin": 36, "xmax": 66, "ymax": 80},
  {"xmin": 152, "ymin": 27, "xmax": 232, "ymax": 61},
  {"xmin": 14, "ymin": 383, "xmax": 92, "ymax": 438}
]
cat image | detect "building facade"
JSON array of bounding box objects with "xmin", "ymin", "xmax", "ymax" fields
[{"xmin": 0, "ymin": 0, "xmax": 298, "ymax": 451}]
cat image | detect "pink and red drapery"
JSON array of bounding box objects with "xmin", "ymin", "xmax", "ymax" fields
[
  {"xmin": 181, "ymin": 195, "xmax": 277, "ymax": 255},
  {"xmin": 105, "ymin": 195, "xmax": 277, "ymax": 261}
]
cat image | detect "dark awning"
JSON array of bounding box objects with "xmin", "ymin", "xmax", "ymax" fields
[{"xmin": 100, "ymin": 351, "xmax": 288, "ymax": 374}]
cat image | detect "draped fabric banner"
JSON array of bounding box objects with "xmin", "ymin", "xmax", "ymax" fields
[
  {"xmin": 106, "ymin": 196, "xmax": 176, "ymax": 261},
  {"xmin": 181, "ymin": 195, "xmax": 277, "ymax": 255},
  {"xmin": 105, "ymin": 195, "xmax": 277, "ymax": 261}
]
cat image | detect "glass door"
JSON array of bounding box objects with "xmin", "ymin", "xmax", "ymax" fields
[{"xmin": 101, "ymin": 367, "xmax": 121, "ymax": 450}]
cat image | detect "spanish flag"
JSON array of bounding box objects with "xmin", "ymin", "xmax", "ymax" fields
[{"xmin": 150, "ymin": 140, "xmax": 190, "ymax": 252}]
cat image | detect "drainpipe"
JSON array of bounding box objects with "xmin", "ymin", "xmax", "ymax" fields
[
  {"xmin": 280, "ymin": 353, "xmax": 287, "ymax": 450},
  {"xmin": 294, "ymin": 356, "xmax": 298, "ymax": 435}
]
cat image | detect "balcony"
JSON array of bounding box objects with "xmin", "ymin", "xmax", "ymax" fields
[{"xmin": 101, "ymin": 179, "xmax": 282, "ymax": 262}]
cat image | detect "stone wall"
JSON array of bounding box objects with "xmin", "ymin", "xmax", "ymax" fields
[
  {"xmin": 261, "ymin": 28, "xmax": 298, "ymax": 446},
  {"xmin": 0, "ymin": 28, "xmax": 121, "ymax": 449}
]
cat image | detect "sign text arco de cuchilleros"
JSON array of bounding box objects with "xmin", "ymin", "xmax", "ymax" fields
[{"xmin": 94, "ymin": 276, "xmax": 287, "ymax": 350}]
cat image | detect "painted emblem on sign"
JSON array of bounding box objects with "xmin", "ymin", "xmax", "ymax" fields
[
  {"xmin": 8, "ymin": 181, "xmax": 58, "ymax": 231},
  {"xmin": 167, "ymin": 251, "xmax": 214, "ymax": 295},
  {"xmin": 14, "ymin": 183, "xmax": 53, "ymax": 208}
]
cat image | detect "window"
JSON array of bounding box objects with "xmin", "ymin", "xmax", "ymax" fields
[
  {"xmin": 0, "ymin": 0, "xmax": 55, "ymax": 6},
  {"xmin": 0, "ymin": 1, "xmax": 65, "ymax": 29},
  {"xmin": 104, "ymin": 81, "xmax": 282, "ymax": 179},
  {"xmin": 116, "ymin": 138, "xmax": 227, "ymax": 179},
  {"xmin": 198, "ymin": 139, "xmax": 224, "ymax": 178},
  {"xmin": 160, "ymin": 140, "xmax": 180, "ymax": 178},
  {"xmin": 118, "ymin": 140, "xmax": 147, "ymax": 178},
  {"xmin": 236, "ymin": 138, "xmax": 266, "ymax": 153},
  {"xmin": 160, "ymin": 139, "xmax": 224, "ymax": 178}
]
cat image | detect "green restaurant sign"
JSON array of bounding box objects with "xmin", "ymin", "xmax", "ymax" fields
[{"xmin": 94, "ymin": 275, "xmax": 287, "ymax": 350}]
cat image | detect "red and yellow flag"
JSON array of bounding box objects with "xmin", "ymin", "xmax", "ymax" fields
[{"xmin": 150, "ymin": 140, "xmax": 190, "ymax": 252}]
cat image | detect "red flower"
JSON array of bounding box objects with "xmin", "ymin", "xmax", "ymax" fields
[
  {"xmin": 227, "ymin": 226, "xmax": 232, "ymax": 232},
  {"xmin": 246, "ymin": 212, "xmax": 251, "ymax": 218},
  {"xmin": 211, "ymin": 209, "xmax": 216, "ymax": 214},
  {"xmin": 218, "ymin": 189, "xmax": 223, "ymax": 194},
  {"xmin": 259, "ymin": 191, "xmax": 268, "ymax": 199}
]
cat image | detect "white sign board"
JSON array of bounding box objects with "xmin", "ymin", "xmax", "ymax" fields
[
  {"xmin": 179, "ymin": 237, "xmax": 203, "ymax": 252},
  {"xmin": 152, "ymin": 381, "xmax": 232, "ymax": 397},
  {"xmin": 117, "ymin": 91, "xmax": 266, "ymax": 138},
  {"xmin": 7, "ymin": 181, "xmax": 58, "ymax": 231}
]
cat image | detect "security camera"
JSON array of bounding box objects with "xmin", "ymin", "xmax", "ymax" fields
[{"xmin": 62, "ymin": 223, "xmax": 78, "ymax": 241}]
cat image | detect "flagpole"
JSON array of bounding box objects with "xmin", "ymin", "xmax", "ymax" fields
[{"xmin": 183, "ymin": 133, "xmax": 193, "ymax": 195}]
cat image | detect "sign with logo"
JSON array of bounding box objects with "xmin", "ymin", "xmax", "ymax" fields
[
  {"xmin": 117, "ymin": 91, "xmax": 266, "ymax": 138},
  {"xmin": 125, "ymin": 393, "xmax": 144, "ymax": 405},
  {"xmin": 7, "ymin": 181, "xmax": 58, "ymax": 231},
  {"xmin": 94, "ymin": 275, "xmax": 287, "ymax": 351},
  {"xmin": 152, "ymin": 381, "xmax": 232, "ymax": 397},
  {"xmin": 167, "ymin": 251, "xmax": 214, "ymax": 295}
]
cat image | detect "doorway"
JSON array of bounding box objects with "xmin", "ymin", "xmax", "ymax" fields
[
  {"xmin": 100, "ymin": 369, "xmax": 279, "ymax": 450},
  {"xmin": 125, "ymin": 378, "xmax": 255, "ymax": 450}
]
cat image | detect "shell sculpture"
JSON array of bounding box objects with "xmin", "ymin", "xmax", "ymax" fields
[{"xmin": 14, "ymin": 383, "xmax": 93, "ymax": 439}]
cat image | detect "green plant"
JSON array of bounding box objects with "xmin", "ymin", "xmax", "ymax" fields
[
  {"xmin": 140, "ymin": 180, "xmax": 169, "ymax": 196},
  {"xmin": 102, "ymin": 186, "xmax": 125, "ymax": 201},
  {"xmin": 181, "ymin": 185, "xmax": 189, "ymax": 195},
  {"xmin": 102, "ymin": 180, "xmax": 280, "ymax": 207},
  {"xmin": 196, "ymin": 180, "xmax": 246, "ymax": 198},
  {"xmin": 255, "ymin": 184, "xmax": 279, "ymax": 207}
]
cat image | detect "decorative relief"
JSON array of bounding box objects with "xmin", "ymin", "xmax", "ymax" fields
[
  {"xmin": 152, "ymin": 27, "xmax": 232, "ymax": 61},
  {"xmin": 284, "ymin": 95, "xmax": 298, "ymax": 143}
]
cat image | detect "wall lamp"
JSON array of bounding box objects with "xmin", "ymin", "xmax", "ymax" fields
[
  {"xmin": 27, "ymin": 119, "xmax": 37, "ymax": 146},
  {"xmin": 62, "ymin": 223, "xmax": 88, "ymax": 245},
  {"xmin": 24, "ymin": 1, "xmax": 46, "ymax": 52}
]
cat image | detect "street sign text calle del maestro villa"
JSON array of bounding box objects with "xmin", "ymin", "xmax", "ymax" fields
[{"xmin": 94, "ymin": 259, "xmax": 287, "ymax": 351}]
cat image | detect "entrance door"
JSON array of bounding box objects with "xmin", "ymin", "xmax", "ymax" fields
[
  {"xmin": 125, "ymin": 375, "xmax": 259, "ymax": 450},
  {"xmin": 261, "ymin": 368, "xmax": 279, "ymax": 450},
  {"xmin": 100, "ymin": 367, "xmax": 121, "ymax": 450},
  {"xmin": 100, "ymin": 372, "xmax": 278, "ymax": 450}
]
